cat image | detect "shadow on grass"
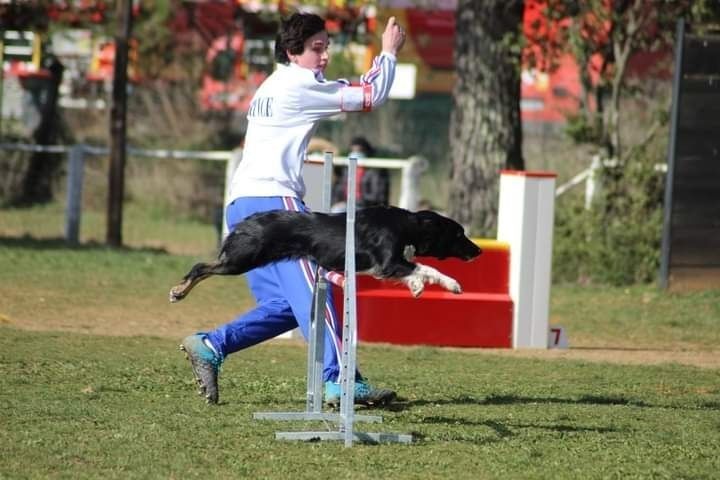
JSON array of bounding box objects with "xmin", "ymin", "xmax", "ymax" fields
[
  {"xmin": 387, "ymin": 393, "xmax": 720, "ymax": 414},
  {"xmin": 0, "ymin": 234, "xmax": 168, "ymax": 254},
  {"xmin": 399, "ymin": 417, "xmax": 620, "ymax": 445},
  {"xmin": 392, "ymin": 396, "xmax": 631, "ymax": 443},
  {"xmin": 388, "ymin": 393, "xmax": 651, "ymax": 412},
  {"xmin": 419, "ymin": 416, "xmax": 619, "ymax": 435}
]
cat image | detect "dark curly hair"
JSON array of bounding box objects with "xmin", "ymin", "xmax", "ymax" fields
[{"xmin": 274, "ymin": 12, "xmax": 326, "ymax": 65}]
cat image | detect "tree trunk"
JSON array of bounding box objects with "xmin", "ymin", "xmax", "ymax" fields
[
  {"xmin": 607, "ymin": 0, "xmax": 641, "ymax": 161},
  {"xmin": 448, "ymin": 0, "xmax": 525, "ymax": 236},
  {"xmin": 107, "ymin": 0, "xmax": 133, "ymax": 247}
]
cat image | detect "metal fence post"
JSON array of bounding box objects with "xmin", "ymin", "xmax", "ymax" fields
[{"xmin": 64, "ymin": 144, "xmax": 85, "ymax": 245}]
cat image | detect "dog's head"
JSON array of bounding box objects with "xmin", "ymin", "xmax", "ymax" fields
[{"xmin": 413, "ymin": 210, "xmax": 481, "ymax": 261}]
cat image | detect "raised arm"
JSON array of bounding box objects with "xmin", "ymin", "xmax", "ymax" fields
[{"xmin": 291, "ymin": 17, "xmax": 407, "ymax": 121}]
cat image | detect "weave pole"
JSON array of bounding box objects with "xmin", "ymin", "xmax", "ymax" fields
[
  {"xmin": 255, "ymin": 152, "xmax": 411, "ymax": 445},
  {"xmin": 268, "ymin": 156, "xmax": 412, "ymax": 447},
  {"xmin": 253, "ymin": 152, "xmax": 382, "ymax": 426},
  {"xmin": 307, "ymin": 151, "xmax": 334, "ymax": 414},
  {"xmin": 340, "ymin": 154, "xmax": 359, "ymax": 446}
]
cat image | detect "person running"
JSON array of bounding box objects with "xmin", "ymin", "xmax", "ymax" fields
[{"xmin": 180, "ymin": 11, "xmax": 407, "ymax": 405}]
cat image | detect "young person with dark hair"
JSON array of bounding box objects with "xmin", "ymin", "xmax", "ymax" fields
[{"xmin": 180, "ymin": 11, "xmax": 406, "ymax": 406}]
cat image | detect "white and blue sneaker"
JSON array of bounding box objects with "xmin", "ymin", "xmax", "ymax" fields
[
  {"xmin": 324, "ymin": 379, "xmax": 396, "ymax": 408},
  {"xmin": 180, "ymin": 334, "xmax": 223, "ymax": 404}
]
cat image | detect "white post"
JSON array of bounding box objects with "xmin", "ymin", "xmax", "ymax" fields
[
  {"xmin": 64, "ymin": 144, "xmax": 85, "ymax": 245},
  {"xmin": 398, "ymin": 155, "xmax": 428, "ymax": 211},
  {"xmin": 222, "ymin": 148, "xmax": 243, "ymax": 239},
  {"xmin": 585, "ymin": 155, "xmax": 601, "ymax": 210},
  {"xmin": 497, "ymin": 170, "xmax": 556, "ymax": 349},
  {"xmin": 306, "ymin": 151, "xmax": 334, "ymax": 413},
  {"xmin": 340, "ymin": 153, "xmax": 358, "ymax": 447}
]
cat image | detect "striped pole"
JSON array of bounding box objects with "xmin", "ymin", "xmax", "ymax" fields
[{"xmin": 340, "ymin": 153, "xmax": 359, "ymax": 447}]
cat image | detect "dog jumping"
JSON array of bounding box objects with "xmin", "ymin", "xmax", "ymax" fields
[{"xmin": 169, "ymin": 206, "xmax": 481, "ymax": 302}]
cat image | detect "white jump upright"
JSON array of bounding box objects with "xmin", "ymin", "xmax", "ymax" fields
[
  {"xmin": 307, "ymin": 151, "xmax": 335, "ymax": 414},
  {"xmin": 340, "ymin": 153, "xmax": 359, "ymax": 445},
  {"xmin": 253, "ymin": 152, "xmax": 381, "ymax": 425},
  {"xmin": 496, "ymin": 170, "xmax": 557, "ymax": 349},
  {"xmin": 254, "ymin": 152, "xmax": 411, "ymax": 446}
]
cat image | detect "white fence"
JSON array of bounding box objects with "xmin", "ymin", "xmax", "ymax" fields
[
  {"xmin": 554, "ymin": 155, "xmax": 667, "ymax": 208},
  {"xmin": 554, "ymin": 155, "xmax": 605, "ymax": 209},
  {"xmin": 0, "ymin": 143, "xmax": 427, "ymax": 245},
  {"xmin": 5, "ymin": 141, "xmax": 663, "ymax": 245}
]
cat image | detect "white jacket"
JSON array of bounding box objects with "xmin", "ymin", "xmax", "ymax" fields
[{"xmin": 228, "ymin": 51, "xmax": 397, "ymax": 201}]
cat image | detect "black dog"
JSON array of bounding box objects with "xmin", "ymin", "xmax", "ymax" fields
[{"xmin": 169, "ymin": 206, "xmax": 481, "ymax": 302}]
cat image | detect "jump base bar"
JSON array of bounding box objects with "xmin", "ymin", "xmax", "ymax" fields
[
  {"xmin": 253, "ymin": 411, "xmax": 382, "ymax": 423},
  {"xmin": 275, "ymin": 431, "xmax": 412, "ymax": 444}
]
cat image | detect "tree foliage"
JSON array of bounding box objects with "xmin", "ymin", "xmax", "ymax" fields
[
  {"xmin": 533, "ymin": 0, "xmax": 720, "ymax": 284},
  {"xmin": 527, "ymin": 0, "xmax": 719, "ymax": 160}
]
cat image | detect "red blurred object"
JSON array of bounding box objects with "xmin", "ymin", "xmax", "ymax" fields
[
  {"xmin": 169, "ymin": 1, "xmax": 237, "ymax": 44},
  {"xmin": 86, "ymin": 41, "xmax": 114, "ymax": 82},
  {"xmin": 199, "ymin": 32, "xmax": 268, "ymax": 112},
  {"xmin": 333, "ymin": 243, "xmax": 513, "ymax": 348},
  {"xmin": 520, "ymin": 54, "xmax": 584, "ymax": 123},
  {"xmin": 6, "ymin": 60, "xmax": 48, "ymax": 79},
  {"xmin": 47, "ymin": 0, "xmax": 108, "ymax": 25},
  {"xmin": 393, "ymin": 0, "xmax": 669, "ymax": 122},
  {"xmin": 405, "ymin": 8, "xmax": 455, "ymax": 70},
  {"xmin": 86, "ymin": 40, "xmax": 140, "ymax": 83}
]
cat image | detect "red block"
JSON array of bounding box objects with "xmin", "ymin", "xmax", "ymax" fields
[{"xmin": 333, "ymin": 240, "xmax": 514, "ymax": 348}]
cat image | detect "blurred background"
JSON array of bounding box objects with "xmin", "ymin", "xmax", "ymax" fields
[{"xmin": 1, "ymin": 0, "xmax": 719, "ymax": 287}]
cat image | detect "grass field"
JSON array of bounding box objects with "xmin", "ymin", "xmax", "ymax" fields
[{"xmin": 1, "ymin": 203, "xmax": 720, "ymax": 479}]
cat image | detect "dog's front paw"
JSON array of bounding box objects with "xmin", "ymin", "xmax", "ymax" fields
[
  {"xmin": 403, "ymin": 245, "xmax": 416, "ymax": 261},
  {"xmin": 445, "ymin": 279, "xmax": 462, "ymax": 295},
  {"xmin": 407, "ymin": 278, "xmax": 425, "ymax": 298}
]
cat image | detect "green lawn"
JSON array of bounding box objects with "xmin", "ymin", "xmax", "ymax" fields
[
  {"xmin": 1, "ymin": 203, "xmax": 720, "ymax": 478},
  {"xmin": 0, "ymin": 201, "xmax": 220, "ymax": 256},
  {"xmin": 1, "ymin": 327, "xmax": 719, "ymax": 479}
]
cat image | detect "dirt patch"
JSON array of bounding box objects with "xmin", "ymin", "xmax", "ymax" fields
[
  {"xmin": 5, "ymin": 306, "xmax": 719, "ymax": 369},
  {"xmin": 455, "ymin": 345, "xmax": 720, "ymax": 369}
]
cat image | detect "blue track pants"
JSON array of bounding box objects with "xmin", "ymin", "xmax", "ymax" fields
[{"xmin": 205, "ymin": 196, "xmax": 345, "ymax": 382}]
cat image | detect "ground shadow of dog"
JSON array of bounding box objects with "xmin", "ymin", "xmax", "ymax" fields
[
  {"xmin": 385, "ymin": 393, "xmax": 654, "ymax": 412},
  {"xmin": 383, "ymin": 394, "xmax": 638, "ymax": 444}
]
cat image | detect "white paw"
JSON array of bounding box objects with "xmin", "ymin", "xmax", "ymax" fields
[
  {"xmin": 444, "ymin": 279, "xmax": 462, "ymax": 294},
  {"xmin": 403, "ymin": 245, "xmax": 416, "ymax": 261},
  {"xmin": 408, "ymin": 278, "xmax": 425, "ymax": 298}
]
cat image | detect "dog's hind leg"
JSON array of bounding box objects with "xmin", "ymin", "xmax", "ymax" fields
[
  {"xmin": 169, "ymin": 261, "xmax": 231, "ymax": 303},
  {"xmin": 402, "ymin": 263, "xmax": 462, "ymax": 297},
  {"xmin": 170, "ymin": 234, "xmax": 270, "ymax": 303}
]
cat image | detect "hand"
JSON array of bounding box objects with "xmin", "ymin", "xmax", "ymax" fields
[{"xmin": 382, "ymin": 16, "xmax": 406, "ymax": 56}]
